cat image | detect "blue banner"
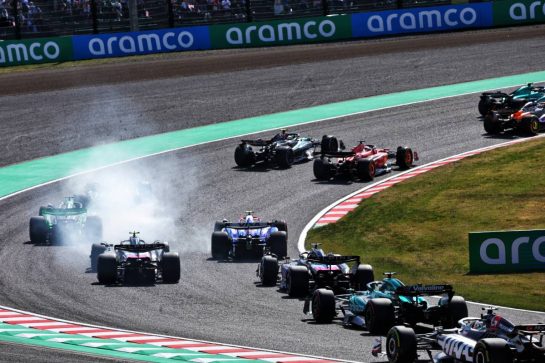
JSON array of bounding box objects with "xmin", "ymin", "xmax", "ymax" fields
[
  {"xmin": 351, "ymin": 3, "xmax": 493, "ymax": 38},
  {"xmin": 72, "ymin": 26, "xmax": 211, "ymax": 60}
]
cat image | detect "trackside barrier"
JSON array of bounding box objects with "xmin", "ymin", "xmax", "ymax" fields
[
  {"xmin": 469, "ymin": 229, "xmax": 545, "ymax": 273},
  {"xmin": 1, "ymin": 1, "xmax": 545, "ymax": 67}
]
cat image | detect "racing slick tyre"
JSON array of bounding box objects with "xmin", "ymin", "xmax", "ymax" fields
[
  {"xmin": 272, "ymin": 220, "xmax": 288, "ymax": 240},
  {"xmin": 90, "ymin": 243, "xmax": 107, "ymax": 272},
  {"xmin": 211, "ymin": 231, "xmax": 231, "ymax": 259},
  {"xmin": 260, "ymin": 255, "xmax": 278, "ymax": 286},
  {"xmin": 443, "ymin": 295, "xmax": 468, "ymax": 328},
  {"xmin": 478, "ymin": 97, "xmax": 491, "ymax": 116},
  {"xmin": 275, "ymin": 146, "xmax": 294, "ymax": 168},
  {"xmin": 521, "ymin": 115, "xmax": 540, "ymax": 136},
  {"xmin": 385, "ymin": 326, "xmax": 417, "ymax": 363},
  {"xmin": 214, "ymin": 220, "xmax": 226, "ymax": 232},
  {"xmin": 287, "ymin": 266, "xmax": 309, "ymax": 297},
  {"xmin": 85, "ymin": 216, "xmax": 103, "ymax": 243},
  {"xmin": 357, "ymin": 159, "xmax": 376, "ymax": 181},
  {"xmin": 161, "ymin": 252, "xmax": 181, "ymax": 283},
  {"xmin": 234, "ymin": 144, "xmax": 255, "ymax": 167},
  {"xmin": 396, "ymin": 147, "xmax": 414, "ymax": 170},
  {"xmin": 352, "ymin": 264, "xmax": 374, "ymax": 290},
  {"xmin": 97, "ymin": 253, "xmax": 117, "ymax": 284},
  {"xmin": 73, "ymin": 194, "xmax": 91, "ymax": 209},
  {"xmin": 268, "ymin": 231, "xmax": 287, "ymax": 258},
  {"xmin": 313, "ymin": 158, "xmax": 332, "ymax": 180},
  {"xmin": 474, "ymin": 338, "xmax": 513, "ymax": 363},
  {"xmin": 29, "ymin": 216, "xmax": 48, "ymax": 244},
  {"xmin": 321, "ymin": 135, "xmax": 338, "ymax": 153},
  {"xmin": 365, "ymin": 298, "xmax": 395, "ymax": 335},
  {"xmin": 483, "ymin": 112, "xmax": 502, "ymax": 135},
  {"xmin": 311, "ymin": 288, "xmax": 336, "ymax": 324}
]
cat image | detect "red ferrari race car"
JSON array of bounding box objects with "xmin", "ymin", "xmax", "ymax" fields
[{"xmin": 313, "ymin": 135, "xmax": 418, "ymax": 181}]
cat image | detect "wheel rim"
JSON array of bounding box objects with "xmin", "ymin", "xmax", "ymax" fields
[
  {"xmin": 532, "ymin": 120, "xmax": 539, "ymax": 133},
  {"xmin": 405, "ymin": 150, "xmax": 413, "ymax": 165},
  {"xmin": 475, "ymin": 350, "xmax": 486, "ymax": 363},
  {"xmin": 387, "ymin": 336, "xmax": 397, "ymax": 356},
  {"xmin": 369, "ymin": 162, "xmax": 375, "ymax": 177}
]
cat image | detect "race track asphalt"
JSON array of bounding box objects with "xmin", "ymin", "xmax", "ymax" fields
[{"xmin": 1, "ymin": 26, "xmax": 545, "ymax": 362}]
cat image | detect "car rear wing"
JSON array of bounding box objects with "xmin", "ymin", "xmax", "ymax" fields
[
  {"xmin": 313, "ymin": 150, "xmax": 356, "ymax": 158},
  {"xmin": 39, "ymin": 207, "xmax": 87, "ymax": 216},
  {"xmin": 395, "ymin": 284, "xmax": 454, "ymax": 298},
  {"xmin": 515, "ymin": 324, "xmax": 545, "ymax": 334},
  {"xmin": 240, "ymin": 139, "xmax": 272, "ymax": 147},
  {"xmin": 114, "ymin": 243, "xmax": 167, "ymax": 252},
  {"xmin": 307, "ymin": 255, "xmax": 360, "ymax": 265},
  {"xmin": 224, "ymin": 222, "xmax": 275, "ymax": 229}
]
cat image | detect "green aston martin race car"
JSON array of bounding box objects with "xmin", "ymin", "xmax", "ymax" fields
[{"xmin": 29, "ymin": 196, "xmax": 102, "ymax": 244}]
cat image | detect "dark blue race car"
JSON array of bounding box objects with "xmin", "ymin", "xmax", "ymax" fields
[{"xmin": 211, "ymin": 212, "xmax": 288, "ymax": 259}]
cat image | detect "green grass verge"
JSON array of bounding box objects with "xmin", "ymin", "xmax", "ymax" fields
[{"xmin": 306, "ymin": 138, "xmax": 545, "ymax": 311}]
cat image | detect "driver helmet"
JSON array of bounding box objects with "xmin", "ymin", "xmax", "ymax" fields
[
  {"xmin": 129, "ymin": 234, "xmax": 140, "ymax": 245},
  {"xmin": 242, "ymin": 211, "xmax": 254, "ymax": 224},
  {"xmin": 308, "ymin": 248, "xmax": 324, "ymax": 259}
]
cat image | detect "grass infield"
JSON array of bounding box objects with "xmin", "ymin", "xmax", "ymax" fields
[{"xmin": 306, "ymin": 137, "xmax": 545, "ymax": 311}]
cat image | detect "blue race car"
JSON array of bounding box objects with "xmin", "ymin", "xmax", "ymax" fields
[
  {"xmin": 257, "ymin": 243, "xmax": 374, "ymax": 297},
  {"xmin": 484, "ymin": 97, "xmax": 545, "ymax": 136},
  {"xmin": 304, "ymin": 272, "xmax": 468, "ymax": 334},
  {"xmin": 211, "ymin": 211, "xmax": 287, "ymax": 259}
]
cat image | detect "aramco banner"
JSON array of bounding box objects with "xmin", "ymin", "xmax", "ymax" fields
[
  {"xmin": 351, "ymin": 3, "xmax": 493, "ymax": 38},
  {"xmin": 493, "ymin": 0, "xmax": 545, "ymax": 26},
  {"xmin": 0, "ymin": 37, "xmax": 72, "ymax": 66},
  {"xmin": 469, "ymin": 229, "xmax": 545, "ymax": 273}
]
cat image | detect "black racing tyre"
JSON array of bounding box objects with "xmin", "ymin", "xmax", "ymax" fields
[
  {"xmin": 313, "ymin": 158, "xmax": 332, "ymax": 180},
  {"xmin": 97, "ymin": 253, "xmax": 117, "ymax": 284},
  {"xmin": 73, "ymin": 194, "xmax": 91, "ymax": 209},
  {"xmin": 321, "ymin": 135, "xmax": 338, "ymax": 153},
  {"xmin": 268, "ymin": 231, "xmax": 287, "ymax": 258},
  {"xmin": 90, "ymin": 243, "xmax": 107, "ymax": 272},
  {"xmin": 272, "ymin": 220, "xmax": 288, "ymax": 240},
  {"xmin": 211, "ymin": 231, "xmax": 231, "ymax": 259},
  {"xmin": 311, "ymin": 288, "xmax": 336, "ymax": 323},
  {"xmin": 484, "ymin": 112, "xmax": 502, "ymax": 134},
  {"xmin": 214, "ymin": 221, "xmax": 226, "ymax": 232},
  {"xmin": 287, "ymin": 265, "xmax": 309, "ymax": 297},
  {"xmin": 260, "ymin": 255, "xmax": 278, "ymax": 286},
  {"xmin": 386, "ymin": 326, "xmax": 417, "ymax": 363},
  {"xmin": 365, "ymin": 298, "xmax": 395, "ymax": 335},
  {"xmin": 521, "ymin": 115, "xmax": 540, "ymax": 136},
  {"xmin": 396, "ymin": 147, "xmax": 414, "ymax": 170},
  {"xmin": 49, "ymin": 224, "xmax": 62, "ymax": 245},
  {"xmin": 29, "ymin": 216, "xmax": 48, "ymax": 244},
  {"xmin": 352, "ymin": 264, "xmax": 374, "ymax": 291},
  {"xmin": 234, "ymin": 144, "xmax": 255, "ymax": 167},
  {"xmin": 443, "ymin": 296, "xmax": 468, "ymax": 329},
  {"xmin": 275, "ymin": 146, "xmax": 294, "ymax": 168},
  {"xmin": 85, "ymin": 216, "xmax": 103, "ymax": 243},
  {"xmin": 161, "ymin": 252, "xmax": 181, "ymax": 283},
  {"xmin": 357, "ymin": 159, "xmax": 376, "ymax": 181},
  {"xmin": 474, "ymin": 338, "xmax": 513, "ymax": 363},
  {"xmin": 478, "ymin": 97, "xmax": 491, "ymax": 116}
]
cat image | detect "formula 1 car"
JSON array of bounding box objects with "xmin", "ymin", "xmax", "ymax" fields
[
  {"xmin": 478, "ymin": 83, "xmax": 545, "ymax": 116},
  {"xmin": 211, "ymin": 211, "xmax": 288, "ymax": 259},
  {"xmin": 304, "ymin": 272, "xmax": 468, "ymax": 334},
  {"xmin": 484, "ymin": 99, "xmax": 545, "ymax": 136},
  {"xmin": 257, "ymin": 243, "xmax": 374, "ymax": 298},
  {"xmin": 94, "ymin": 232, "xmax": 180, "ymax": 284},
  {"xmin": 234, "ymin": 129, "xmax": 319, "ymax": 169},
  {"xmin": 377, "ymin": 307, "xmax": 545, "ymax": 363},
  {"xmin": 313, "ymin": 135, "xmax": 417, "ymax": 181},
  {"xmin": 29, "ymin": 196, "xmax": 102, "ymax": 244}
]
